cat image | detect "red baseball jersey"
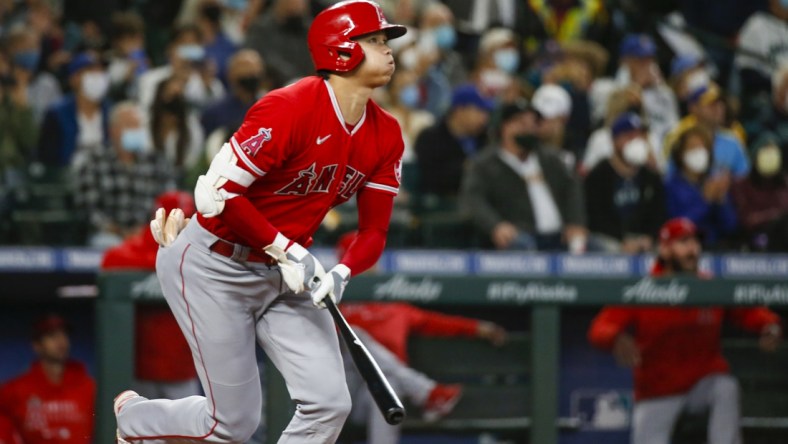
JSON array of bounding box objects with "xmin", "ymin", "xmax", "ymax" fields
[
  {"xmin": 199, "ymin": 76, "xmax": 404, "ymax": 246},
  {"xmin": 339, "ymin": 302, "xmax": 480, "ymax": 363},
  {"xmin": 0, "ymin": 414, "xmax": 22, "ymax": 444},
  {"xmin": 0, "ymin": 361, "xmax": 95, "ymax": 444},
  {"xmin": 588, "ymin": 265, "xmax": 781, "ymax": 400}
]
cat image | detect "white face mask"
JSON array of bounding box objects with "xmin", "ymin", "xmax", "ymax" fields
[
  {"xmin": 622, "ymin": 137, "xmax": 649, "ymax": 166},
  {"xmin": 756, "ymin": 145, "xmax": 782, "ymax": 177},
  {"xmin": 683, "ymin": 147, "xmax": 710, "ymax": 174},
  {"xmin": 81, "ymin": 71, "xmax": 109, "ymax": 102}
]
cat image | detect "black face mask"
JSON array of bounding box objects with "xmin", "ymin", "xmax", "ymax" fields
[
  {"xmin": 514, "ymin": 134, "xmax": 540, "ymax": 152},
  {"xmin": 162, "ymin": 97, "xmax": 186, "ymax": 115},
  {"xmin": 236, "ymin": 75, "xmax": 261, "ymax": 95}
]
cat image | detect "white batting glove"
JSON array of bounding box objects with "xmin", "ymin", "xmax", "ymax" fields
[
  {"xmin": 263, "ymin": 233, "xmax": 325, "ymax": 294},
  {"xmin": 150, "ymin": 208, "xmax": 189, "ymax": 247},
  {"xmin": 310, "ymin": 264, "xmax": 350, "ymax": 308}
]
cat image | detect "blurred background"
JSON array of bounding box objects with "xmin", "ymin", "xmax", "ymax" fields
[{"xmin": 0, "ymin": 0, "xmax": 787, "ymax": 443}]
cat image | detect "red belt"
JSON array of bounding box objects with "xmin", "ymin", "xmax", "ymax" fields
[{"xmin": 209, "ymin": 240, "xmax": 277, "ymax": 265}]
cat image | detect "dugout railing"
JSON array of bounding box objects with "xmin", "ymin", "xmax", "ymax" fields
[{"xmin": 96, "ymin": 266, "xmax": 788, "ymax": 444}]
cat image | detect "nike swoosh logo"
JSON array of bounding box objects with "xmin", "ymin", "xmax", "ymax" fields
[{"xmin": 316, "ymin": 134, "xmax": 332, "ymax": 145}]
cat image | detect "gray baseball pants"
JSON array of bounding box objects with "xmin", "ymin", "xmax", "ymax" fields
[{"xmin": 116, "ymin": 218, "xmax": 351, "ymax": 443}]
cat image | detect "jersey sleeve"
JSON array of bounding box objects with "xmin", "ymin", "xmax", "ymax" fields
[
  {"xmin": 587, "ymin": 307, "xmax": 636, "ymax": 350},
  {"xmin": 363, "ymin": 123, "xmax": 405, "ymax": 196},
  {"xmin": 228, "ymin": 94, "xmax": 297, "ymax": 179}
]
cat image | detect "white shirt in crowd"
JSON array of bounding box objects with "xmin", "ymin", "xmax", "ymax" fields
[
  {"xmin": 498, "ymin": 149, "xmax": 563, "ymax": 234},
  {"xmin": 735, "ymin": 12, "xmax": 788, "ymax": 78}
]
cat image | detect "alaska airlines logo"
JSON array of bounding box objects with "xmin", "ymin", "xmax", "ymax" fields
[
  {"xmin": 240, "ymin": 128, "xmax": 272, "ymax": 157},
  {"xmin": 275, "ymin": 163, "xmax": 366, "ymax": 196}
]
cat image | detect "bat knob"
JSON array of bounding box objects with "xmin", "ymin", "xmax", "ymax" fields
[{"xmin": 385, "ymin": 407, "xmax": 406, "ymax": 425}]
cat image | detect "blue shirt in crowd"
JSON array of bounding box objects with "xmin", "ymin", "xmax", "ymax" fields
[{"xmin": 664, "ymin": 172, "xmax": 738, "ymax": 248}]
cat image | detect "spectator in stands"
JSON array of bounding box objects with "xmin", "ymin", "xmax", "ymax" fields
[
  {"xmin": 470, "ymin": 27, "xmax": 521, "ymax": 101},
  {"xmin": 106, "ymin": 11, "xmax": 149, "ymax": 102},
  {"xmin": 735, "ymin": 0, "xmax": 788, "ymax": 99},
  {"xmin": 664, "ymin": 82, "xmax": 750, "ymax": 178},
  {"xmin": 585, "ymin": 112, "xmax": 666, "ymax": 253},
  {"xmin": 588, "ymin": 217, "xmax": 782, "ymax": 444},
  {"xmin": 150, "ymin": 75, "xmax": 206, "ymax": 184},
  {"xmin": 196, "ymin": 0, "xmax": 238, "ymax": 85},
  {"xmin": 4, "ymin": 25, "xmax": 62, "ymax": 124},
  {"xmin": 383, "ymin": 67, "xmax": 435, "ymax": 163},
  {"xmin": 244, "ymin": 0, "xmax": 313, "ymax": 87},
  {"xmin": 0, "ymin": 314, "xmax": 96, "ymax": 444},
  {"xmin": 200, "ymin": 49, "xmax": 266, "ymax": 139},
  {"xmin": 0, "ymin": 414, "xmax": 22, "ymax": 444},
  {"xmin": 582, "ymin": 85, "xmax": 666, "ymax": 174},
  {"xmin": 460, "ymin": 99, "xmax": 587, "ymax": 252},
  {"xmin": 743, "ymin": 64, "xmax": 788, "ymax": 162},
  {"xmin": 74, "ymin": 102, "xmax": 175, "ymax": 248},
  {"xmin": 414, "ymin": 83, "xmax": 493, "ymax": 197},
  {"xmin": 590, "ymin": 34, "xmax": 679, "ymax": 144},
  {"xmin": 37, "ymin": 51, "xmax": 110, "ymax": 167},
  {"xmin": 531, "ymin": 83, "xmax": 576, "ymax": 169},
  {"xmin": 101, "ymin": 190, "xmax": 200, "ymax": 399},
  {"xmin": 0, "ymin": 49, "xmax": 38, "ymax": 196},
  {"xmin": 333, "ymin": 231, "xmax": 507, "ymax": 444},
  {"xmin": 731, "ymin": 138, "xmax": 788, "ymax": 252},
  {"xmin": 668, "ymin": 54, "xmax": 710, "ymax": 116},
  {"xmin": 137, "ymin": 24, "xmax": 225, "ymax": 111},
  {"xmin": 522, "ymin": 0, "xmax": 610, "ymax": 47},
  {"xmin": 665, "ymin": 125, "xmax": 738, "ymax": 249}
]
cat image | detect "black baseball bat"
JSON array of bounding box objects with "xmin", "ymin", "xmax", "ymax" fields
[{"xmin": 324, "ymin": 296, "xmax": 406, "ymax": 425}]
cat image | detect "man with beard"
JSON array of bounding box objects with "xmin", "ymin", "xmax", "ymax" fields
[
  {"xmin": 588, "ymin": 217, "xmax": 783, "ymax": 444},
  {"xmin": 0, "ymin": 314, "xmax": 96, "ymax": 444}
]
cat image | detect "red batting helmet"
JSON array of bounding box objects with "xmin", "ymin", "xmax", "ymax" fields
[{"xmin": 307, "ymin": 0, "xmax": 407, "ymax": 73}]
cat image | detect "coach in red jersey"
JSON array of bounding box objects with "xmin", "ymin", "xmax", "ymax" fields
[
  {"xmin": 588, "ymin": 217, "xmax": 782, "ymax": 444},
  {"xmin": 113, "ymin": 2, "xmax": 408, "ymax": 444},
  {"xmin": 0, "ymin": 314, "xmax": 96, "ymax": 444}
]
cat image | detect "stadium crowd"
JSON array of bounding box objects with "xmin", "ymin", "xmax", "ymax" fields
[{"xmin": 0, "ymin": 0, "xmax": 785, "ymax": 253}]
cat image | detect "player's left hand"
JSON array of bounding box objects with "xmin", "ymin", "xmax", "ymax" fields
[
  {"xmin": 310, "ymin": 264, "xmax": 350, "ymax": 308},
  {"xmin": 150, "ymin": 208, "xmax": 189, "ymax": 247}
]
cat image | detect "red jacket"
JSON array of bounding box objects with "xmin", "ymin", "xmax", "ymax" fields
[
  {"xmin": 340, "ymin": 302, "xmax": 480, "ymax": 363},
  {"xmin": 101, "ymin": 228, "xmax": 197, "ymax": 381},
  {"xmin": 0, "ymin": 361, "xmax": 95, "ymax": 444},
  {"xmin": 588, "ymin": 267, "xmax": 780, "ymax": 400}
]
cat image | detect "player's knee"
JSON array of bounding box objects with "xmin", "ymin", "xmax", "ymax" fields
[
  {"xmin": 319, "ymin": 385, "xmax": 352, "ymax": 424},
  {"xmin": 217, "ymin": 412, "xmax": 260, "ymax": 443}
]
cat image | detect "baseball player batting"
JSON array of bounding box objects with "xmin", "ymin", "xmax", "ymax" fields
[{"xmin": 112, "ymin": 1, "xmax": 406, "ymax": 443}]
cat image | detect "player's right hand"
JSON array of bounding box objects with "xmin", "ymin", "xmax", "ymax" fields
[
  {"xmin": 150, "ymin": 208, "xmax": 189, "ymax": 247},
  {"xmin": 264, "ymin": 234, "xmax": 326, "ymax": 294}
]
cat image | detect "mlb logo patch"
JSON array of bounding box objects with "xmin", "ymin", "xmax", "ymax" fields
[{"xmin": 240, "ymin": 128, "xmax": 272, "ymax": 157}]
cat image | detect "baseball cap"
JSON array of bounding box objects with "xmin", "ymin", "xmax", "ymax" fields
[
  {"xmin": 153, "ymin": 190, "xmax": 196, "ymax": 218},
  {"xmin": 531, "ymin": 84, "xmax": 571, "ymax": 119},
  {"xmin": 67, "ymin": 52, "xmax": 101, "ymax": 76},
  {"xmin": 450, "ymin": 84, "xmax": 495, "ymax": 112},
  {"xmin": 670, "ymin": 54, "xmax": 702, "ymax": 79},
  {"xmin": 32, "ymin": 314, "xmax": 69, "ymax": 340},
  {"xmin": 619, "ymin": 34, "xmax": 656, "ymax": 58},
  {"xmin": 611, "ymin": 112, "xmax": 645, "ymax": 138},
  {"xmin": 659, "ymin": 218, "xmax": 697, "ymax": 243},
  {"xmin": 687, "ymin": 82, "xmax": 721, "ymax": 106}
]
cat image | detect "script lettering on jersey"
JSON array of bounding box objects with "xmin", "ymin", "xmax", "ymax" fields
[
  {"xmin": 338, "ymin": 166, "xmax": 366, "ymax": 199},
  {"xmin": 240, "ymin": 127, "xmax": 272, "ymax": 157}
]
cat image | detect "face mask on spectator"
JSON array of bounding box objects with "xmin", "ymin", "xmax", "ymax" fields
[
  {"xmin": 493, "ymin": 48, "xmax": 520, "ymax": 74},
  {"xmin": 81, "ymin": 71, "xmax": 109, "ymax": 102},
  {"xmin": 514, "ymin": 134, "xmax": 540, "ymax": 152},
  {"xmin": 398, "ymin": 83, "xmax": 420, "ymax": 108},
  {"xmin": 623, "ymin": 137, "xmax": 649, "ymax": 166},
  {"xmin": 398, "ymin": 47, "xmax": 419, "ymax": 71},
  {"xmin": 432, "ymin": 25, "xmax": 456, "ymax": 50},
  {"xmin": 121, "ymin": 128, "xmax": 146, "ymax": 153},
  {"xmin": 756, "ymin": 145, "xmax": 782, "ymax": 177},
  {"xmin": 177, "ymin": 44, "xmax": 206, "ymax": 63},
  {"xmin": 683, "ymin": 148, "xmax": 709, "ymax": 174},
  {"xmin": 13, "ymin": 51, "xmax": 40, "ymax": 71},
  {"xmin": 479, "ymin": 68, "xmax": 511, "ymax": 95}
]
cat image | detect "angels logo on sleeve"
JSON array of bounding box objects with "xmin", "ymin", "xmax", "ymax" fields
[{"xmin": 240, "ymin": 128, "xmax": 272, "ymax": 157}]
